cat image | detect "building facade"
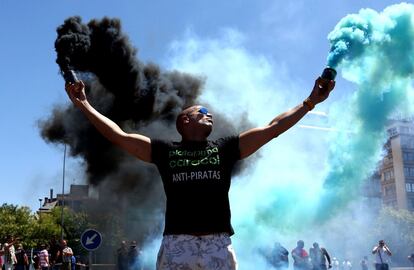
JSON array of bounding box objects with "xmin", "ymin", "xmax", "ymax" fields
[
  {"xmin": 38, "ymin": 185, "xmax": 93, "ymax": 214},
  {"xmin": 379, "ymin": 119, "xmax": 414, "ymax": 211}
]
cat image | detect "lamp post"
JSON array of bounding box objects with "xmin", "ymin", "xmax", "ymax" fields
[
  {"xmin": 60, "ymin": 144, "xmax": 67, "ymax": 240},
  {"xmin": 38, "ymin": 198, "xmax": 42, "ymax": 208}
]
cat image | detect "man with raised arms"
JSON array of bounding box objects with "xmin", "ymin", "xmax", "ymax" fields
[{"xmin": 65, "ymin": 75, "xmax": 334, "ymax": 270}]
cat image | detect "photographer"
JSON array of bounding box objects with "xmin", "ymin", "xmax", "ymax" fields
[
  {"xmin": 408, "ymin": 253, "xmax": 414, "ymax": 267},
  {"xmin": 372, "ymin": 240, "xmax": 392, "ymax": 270}
]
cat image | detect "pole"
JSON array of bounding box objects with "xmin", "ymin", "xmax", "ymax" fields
[
  {"xmin": 60, "ymin": 144, "xmax": 66, "ymax": 240},
  {"xmin": 89, "ymin": 252, "xmax": 93, "ymax": 270}
]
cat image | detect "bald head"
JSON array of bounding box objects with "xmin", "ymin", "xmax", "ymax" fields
[
  {"xmin": 176, "ymin": 106, "xmax": 197, "ymax": 136},
  {"xmin": 176, "ymin": 105, "xmax": 213, "ymax": 140}
]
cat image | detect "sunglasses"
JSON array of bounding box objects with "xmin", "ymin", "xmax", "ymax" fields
[
  {"xmin": 198, "ymin": 107, "xmax": 209, "ymax": 115},
  {"xmin": 188, "ymin": 107, "xmax": 209, "ymax": 116}
]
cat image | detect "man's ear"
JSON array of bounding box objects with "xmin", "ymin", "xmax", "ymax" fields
[{"xmin": 183, "ymin": 115, "xmax": 190, "ymax": 124}]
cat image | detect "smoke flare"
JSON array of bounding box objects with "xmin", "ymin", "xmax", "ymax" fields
[{"xmin": 319, "ymin": 3, "xmax": 414, "ymax": 218}]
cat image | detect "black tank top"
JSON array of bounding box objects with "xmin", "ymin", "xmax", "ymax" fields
[{"xmin": 151, "ymin": 136, "xmax": 240, "ymax": 235}]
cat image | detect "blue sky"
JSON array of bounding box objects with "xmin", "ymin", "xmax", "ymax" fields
[{"xmin": 0, "ymin": 0, "xmax": 401, "ymax": 212}]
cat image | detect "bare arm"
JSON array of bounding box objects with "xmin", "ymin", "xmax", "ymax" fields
[
  {"xmin": 64, "ymin": 248, "xmax": 73, "ymax": 257},
  {"xmin": 292, "ymin": 252, "xmax": 301, "ymax": 261},
  {"xmin": 239, "ymin": 77, "xmax": 335, "ymax": 159},
  {"xmin": 323, "ymin": 248, "xmax": 331, "ymax": 266},
  {"xmin": 65, "ymin": 81, "xmax": 152, "ymax": 163},
  {"xmin": 384, "ymin": 245, "xmax": 392, "ymax": 256}
]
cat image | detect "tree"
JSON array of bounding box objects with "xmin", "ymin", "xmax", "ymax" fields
[
  {"xmin": 0, "ymin": 203, "xmax": 89, "ymax": 253},
  {"xmin": 373, "ymin": 207, "xmax": 414, "ymax": 266},
  {"xmin": 0, "ymin": 203, "xmax": 37, "ymax": 248}
]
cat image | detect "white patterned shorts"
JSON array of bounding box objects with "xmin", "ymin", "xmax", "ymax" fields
[{"xmin": 156, "ymin": 233, "xmax": 238, "ymax": 270}]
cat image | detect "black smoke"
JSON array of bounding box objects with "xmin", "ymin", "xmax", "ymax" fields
[{"xmin": 40, "ymin": 16, "xmax": 250, "ymax": 245}]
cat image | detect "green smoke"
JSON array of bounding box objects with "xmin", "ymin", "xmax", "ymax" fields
[{"xmin": 318, "ymin": 3, "xmax": 414, "ymax": 219}]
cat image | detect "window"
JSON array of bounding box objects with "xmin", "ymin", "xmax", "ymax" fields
[
  {"xmin": 383, "ymin": 169, "xmax": 394, "ymax": 181},
  {"xmin": 387, "ymin": 127, "xmax": 397, "ymax": 137},
  {"xmin": 407, "ymin": 183, "xmax": 414, "ymax": 193},
  {"xmin": 383, "ymin": 155, "xmax": 393, "ymax": 164},
  {"xmin": 403, "ymin": 152, "xmax": 414, "ymax": 161},
  {"xmin": 401, "ymin": 136, "xmax": 414, "ymax": 148},
  {"xmin": 404, "ymin": 167, "xmax": 414, "ymax": 177},
  {"xmin": 400, "ymin": 126, "xmax": 410, "ymax": 134},
  {"xmin": 384, "ymin": 185, "xmax": 396, "ymax": 197}
]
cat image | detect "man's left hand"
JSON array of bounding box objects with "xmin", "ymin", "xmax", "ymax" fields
[{"xmin": 309, "ymin": 77, "xmax": 335, "ymax": 105}]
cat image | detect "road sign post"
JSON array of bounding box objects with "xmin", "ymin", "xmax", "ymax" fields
[{"xmin": 81, "ymin": 229, "xmax": 102, "ymax": 270}]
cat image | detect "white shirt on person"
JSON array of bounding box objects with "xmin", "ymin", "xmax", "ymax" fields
[
  {"xmin": 373, "ymin": 246, "xmax": 390, "ymax": 264},
  {"xmin": 3, "ymin": 243, "xmax": 16, "ymax": 265},
  {"xmin": 39, "ymin": 249, "xmax": 49, "ymax": 267},
  {"xmin": 62, "ymin": 247, "xmax": 73, "ymax": 263}
]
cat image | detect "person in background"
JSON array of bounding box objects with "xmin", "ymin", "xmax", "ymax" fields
[
  {"xmin": 60, "ymin": 240, "xmax": 73, "ymax": 270},
  {"xmin": 117, "ymin": 241, "xmax": 129, "ymax": 270},
  {"xmin": 128, "ymin": 241, "xmax": 142, "ymax": 270},
  {"xmin": 14, "ymin": 244, "xmax": 28, "ymax": 270},
  {"xmin": 3, "ymin": 236, "xmax": 17, "ymax": 270},
  {"xmin": 38, "ymin": 244, "xmax": 49, "ymax": 270},
  {"xmin": 271, "ymin": 242, "xmax": 289, "ymax": 270},
  {"xmin": 259, "ymin": 242, "xmax": 289, "ymax": 270},
  {"xmin": 408, "ymin": 253, "xmax": 414, "ymax": 267},
  {"xmin": 49, "ymin": 237, "xmax": 61, "ymax": 270},
  {"xmin": 309, "ymin": 242, "xmax": 331, "ymax": 270},
  {"xmin": 372, "ymin": 240, "xmax": 391, "ymax": 270},
  {"xmin": 32, "ymin": 249, "xmax": 40, "ymax": 270},
  {"xmin": 292, "ymin": 240, "xmax": 310, "ymax": 270},
  {"xmin": 360, "ymin": 256, "xmax": 369, "ymax": 270},
  {"xmin": 0, "ymin": 244, "xmax": 4, "ymax": 270},
  {"xmin": 331, "ymin": 257, "xmax": 340, "ymax": 270},
  {"xmin": 70, "ymin": 256, "xmax": 76, "ymax": 270},
  {"xmin": 342, "ymin": 259, "xmax": 352, "ymax": 270}
]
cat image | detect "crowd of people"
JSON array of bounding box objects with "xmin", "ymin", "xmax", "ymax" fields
[
  {"xmin": 1, "ymin": 234, "xmax": 413, "ymax": 270},
  {"xmin": 0, "ymin": 236, "xmax": 78, "ymax": 270},
  {"xmin": 0, "ymin": 235, "xmax": 146, "ymax": 270},
  {"xmin": 261, "ymin": 239, "xmax": 413, "ymax": 270}
]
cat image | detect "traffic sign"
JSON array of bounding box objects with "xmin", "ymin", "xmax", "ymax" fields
[{"xmin": 81, "ymin": 229, "xmax": 102, "ymax": 251}]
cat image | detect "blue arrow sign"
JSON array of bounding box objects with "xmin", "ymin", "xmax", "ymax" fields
[{"xmin": 81, "ymin": 229, "xmax": 102, "ymax": 251}]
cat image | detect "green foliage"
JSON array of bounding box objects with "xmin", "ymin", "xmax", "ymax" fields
[
  {"xmin": 0, "ymin": 203, "xmax": 89, "ymax": 252},
  {"xmin": 47, "ymin": 207, "xmax": 90, "ymax": 256},
  {"xmin": 49, "ymin": 207, "xmax": 89, "ymax": 239},
  {"xmin": 0, "ymin": 203, "xmax": 37, "ymax": 248},
  {"xmin": 373, "ymin": 207, "xmax": 414, "ymax": 264}
]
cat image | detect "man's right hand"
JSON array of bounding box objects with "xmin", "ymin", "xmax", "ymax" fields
[{"xmin": 65, "ymin": 80, "xmax": 87, "ymax": 107}]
